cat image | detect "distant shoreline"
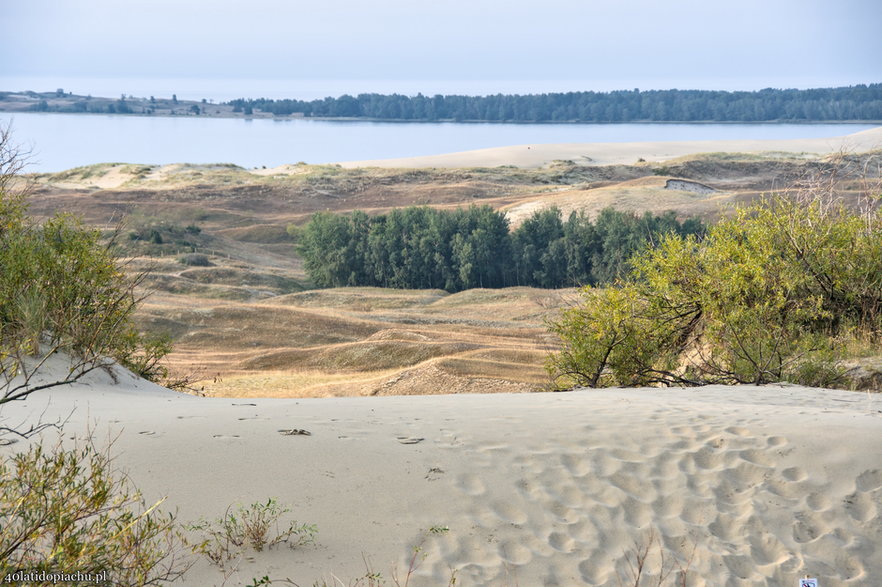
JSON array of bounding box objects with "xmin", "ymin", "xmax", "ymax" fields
[
  {"xmin": 7, "ymin": 111, "xmax": 882, "ymax": 126},
  {"xmin": 3, "ymin": 88, "xmax": 882, "ymax": 125}
]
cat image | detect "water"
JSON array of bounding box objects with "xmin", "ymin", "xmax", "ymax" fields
[{"xmin": 2, "ymin": 112, "xmax": 876, "ymax": 173}]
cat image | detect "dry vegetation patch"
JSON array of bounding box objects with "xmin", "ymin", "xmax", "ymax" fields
[{"xmin": 21, "ymin": 152, "xmax": 877, "ymax": 397}]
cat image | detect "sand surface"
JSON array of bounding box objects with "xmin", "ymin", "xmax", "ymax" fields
[
  {"xmin": 337, "ymin": 126, "xmax": 882, "ymax": 169},
  {"xmin": 2, "ymin": 363, "xmax": 881, "ymax": 586}
]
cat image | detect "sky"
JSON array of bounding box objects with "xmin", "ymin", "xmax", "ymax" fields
[{"xmin": 2, "ymin": 0, "xmax": 881, "ymax": 100}]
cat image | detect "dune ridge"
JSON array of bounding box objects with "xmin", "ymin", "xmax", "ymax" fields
[{"xmin": 337, "ymin": 126, "xmax": 882, "ymax": 169}]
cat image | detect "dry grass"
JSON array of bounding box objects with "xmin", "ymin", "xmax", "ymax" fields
[
  {"xmin": 21, "ymin": 152, "xmax": 868, "ymax": 398},
  {"xmin": 139, "ymin": 286, "xmax": 562, "ymax": 397},
  {"xmin": 200, "ymin": 369, "xmax": 404, "ymax": 398}
]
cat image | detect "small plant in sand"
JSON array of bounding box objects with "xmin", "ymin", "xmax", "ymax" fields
[
  {"xmin": 0, "ymin": 439, "xmax": 189, "ymax": 585},
  {"xmin": 391, "ymin": 525, "xmax": 452, "ymax": 587},
  {"xmin": 189, "ymin": 498, "xmax": 317, "ymax": 568},
  {"xmin": 615, "ymin": 529, "xmax": 695, "ymax": 587},
  {"xmin": 310, "ymin": 525, "xmax": 455, "ymax": 587}
]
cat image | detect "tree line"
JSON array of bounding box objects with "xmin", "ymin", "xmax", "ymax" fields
[
  {"xmin": 228, "ymin": 84, "xmax": 882, "ymax": 122},
  {"xmin": 295, "ymin": 206, "xmax": 705, "ymax": 292},
  {"xmin": 20, "ymin": 92, "xmax": 200, "ymax": 115}
]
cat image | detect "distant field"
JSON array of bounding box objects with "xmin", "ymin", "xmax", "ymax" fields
[
  {"xmin": 138, "ymin": 286, "xmax": 566, "ymax": 396},
  {"xmin": 24, "ymin": 150, "xmax": 881, "ymax": 396}
]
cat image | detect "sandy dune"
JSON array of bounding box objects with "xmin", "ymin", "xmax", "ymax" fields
[
  {"xmin": 8, "ymin": 132, "xmax": 882, "ymax": 585},
  {"xmin": 338, "ymin": 126, "xmax": 882, "ymax": 169},
  {"xmin": 3, "ymin": 363, "xmax": 881, "ymax": 586}
]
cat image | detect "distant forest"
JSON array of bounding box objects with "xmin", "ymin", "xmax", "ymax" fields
[
  {"xmin": 296, "ymin": 206, "xmax": 705, "ymax": 292},
  {"xmin": 229, "ymin": 84, "xmax": 882, "ymax": 122}
]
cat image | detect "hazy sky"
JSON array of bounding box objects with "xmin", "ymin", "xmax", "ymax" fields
[{"xmin": 3, "ymin": 0, "xmax": 880, "ymax": 96}]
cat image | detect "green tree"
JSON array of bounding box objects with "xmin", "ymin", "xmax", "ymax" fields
[
  {"xmin": 511, "ymin": 207, "xmax": 564, "ymax": 286},
  {"xmin": 547, "ymin": 191, "xmax": 880, "ymax": 389},
  {"xmin": 296, "ymin": 212, "xmax": 358, "ymax": 287},
  {"xmin": 0, "ymin": 126, "xmax": 174, "ymax": 420}
]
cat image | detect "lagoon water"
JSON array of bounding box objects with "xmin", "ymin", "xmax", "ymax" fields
[{"xmin": 2, "ymin": 111, "xmax": 876, "ymax": 173}]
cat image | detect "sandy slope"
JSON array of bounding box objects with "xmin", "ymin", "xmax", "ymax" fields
[
  {"xmin": 2, "ymin": 364, "xmax": 881, "ymax": 586},
  {"xmin": 337, "ymin": 126, "xmax": 882, "ymax": 169}
]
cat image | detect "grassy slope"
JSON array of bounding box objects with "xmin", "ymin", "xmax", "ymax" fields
[{"xmin": 24, "ymin": 152, "xmax": 879, "ymax": 396}]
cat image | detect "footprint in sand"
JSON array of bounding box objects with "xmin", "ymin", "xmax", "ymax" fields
[
  {"xmin": 608, "ymin": 470, "xmax": 654, "ymax": 501},
  {"xmin": 590, "ymin": 450, "xmax": 621, "ymax": 476},
  {"xmin": 547, "ymin": 531, "xmax": 575, "ymax": 553},
  {"xmin": 844, "ymin": 492, "xmax": 877, "ymax": 522},
  {"xmin": 692, "ymin": 445, "xmax": 724, "ymax": 470},
  {"xmin": 766, "ymin": 435, "xmax": 787, "ymax": 448},
  {"xmin": 765, "ymin": 477, "xmax": 806, "ymax": 499},
  {"xmin": 560, "ymin": 453, "xmax": 591, "ymax": 477},
  {"xmin": 652, "ymin": 493, "xmax": 684, "ymax": 519},
  {"xmin": 457, "ymin": 472, "xmax": 486, "ymax": 496},
  {"xmin": 490, "ymin": 500, "xmax": 528, "ymax": 525},
  {"xmin": 805, "ymin": 491, "xmax": 831, "ymax": 511},
  {"xmin": 722, "ymin": 553, "xmax": 757, "ymax": 580},
  {"xmin": 547, "ymin": 500, "xmax": 581, "ymax": 524},
  {"xmin": 781, "ymin": 466, "xmax": 807, "ymax": 482},
  {"xmin": 749, "ymin": 532, "xmax": 790, "ymax": 566},
  {"xmin": 792, "ymin": 512, "xmax": 824, "ymax": 543},
  {"xmin": 709, "ymin": 512, "xmax": 741, "ymax": 541},
  {"xmin": 835, "ymin": 552, "xmax": 866, "ymax": 582},
  {"xmin": 738, "ymin": 448, "xmax": 776, "ymax": 467},
  {"xmin": 856, "ymin": 469, "xmax": 882, "ymax": 492},
  {"xmin": 498, "ymin": 540, "xmax": 532, "ymax": 565},
  {"xmin": 553, "ymin": 484, "xmax": 585, "ymax": 509},
  {"xmin": 727, "ymin": 461, "xmax": 769, "ymax": 490},
  {"xmin": 578, "ymin": 554, "xmax": 608, "ymax": 584},
  {"xmin": 622, "ymin": 495, "xmax": 652, "ymax": 527}
]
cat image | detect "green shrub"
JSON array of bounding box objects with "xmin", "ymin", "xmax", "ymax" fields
[
  {"xmin": 547, "ymin": 191, "xmax": 882, "ymax": 388},
  {"xmin": 0, "ymin": 440, "xmax": 189, "ymax": 585},
  {"xmin": 0, "ymin": 130, "xmax": 174, "ymax": 406},
  {"xmin": 178, "ymin": 253, "xmax": 212, "ymax": 267}
]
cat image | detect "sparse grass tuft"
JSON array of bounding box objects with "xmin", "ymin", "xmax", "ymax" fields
[{"xmin": 188, "ymin": 498, "xmax": 317, "ymax": 569}]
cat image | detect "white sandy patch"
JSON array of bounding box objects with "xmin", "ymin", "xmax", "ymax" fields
[
  {"xmin": 2, "ymin": 365, "xmax": 881, "ymax": 586},
  {"xmin": 37, "ymin": 163, "xmax": 148, "ymax": 190},
  {"xmin": 143, "ymin": 163, "xmax": 185, "ymax": 183},
  {"xmin": 334, "ymin": 126, "xmax": 882, "ymax": 169}
]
